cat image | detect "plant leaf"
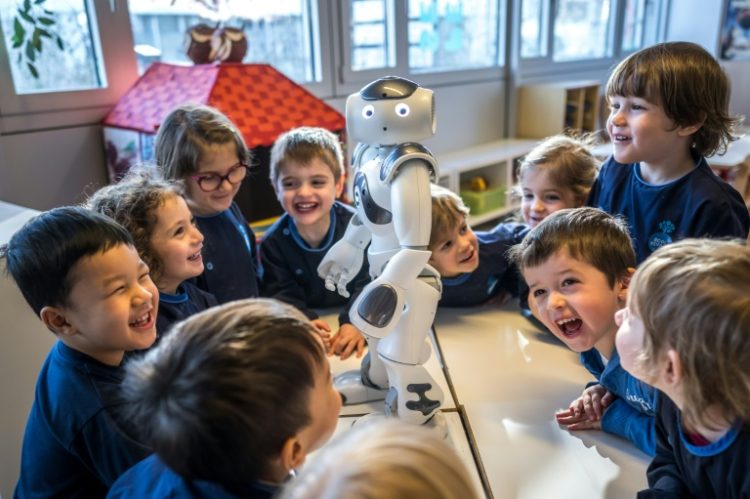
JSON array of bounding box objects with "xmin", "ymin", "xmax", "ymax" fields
[
  {"xmin": 13, "ymin": 17, "xmax": 25, "ymax": 37},
  {"xmin": 35, "ymin": 0, "xmax": 47, "ymax": 4},
  {"xmin": 38, "ymin": 16, "xmax": 56, "ymax": 26},
  {"xmin": 27, "ymin": 62, "xmax": 39, "ymax": 78},
  {"xmin": 32, "ymin": 28, "xmax": 42, "ymax": 50},
  {"xmin": 56, "ymin": 36, "xmax": 63, "ymax": 50},
  {"xmin": 18, "ymin": 9, "xmax": 34, "ymax": 23},
  {"xmin": 17, "ymin": 52, "xmax": 22, "ymax": 64},
  {"xmin": 12, "ymin": 36, "xmax": 23, "ymax": 48},
  {"xmin": 25, "ymin": 40, "xmax": 35, "ymax": 62},
  {"xmin": 38, "ymin": 28, "xmax": 51, "ymax": 38},
  {"xmin": 23, "ymin": 0, "xmax": 31, "ymax": 12}
]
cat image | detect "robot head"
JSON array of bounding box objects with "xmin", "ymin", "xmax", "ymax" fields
[{"xmin": 346, "ymin": 76, "xmax": 436, "ymax": 146}]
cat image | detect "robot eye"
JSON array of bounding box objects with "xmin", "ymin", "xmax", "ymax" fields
[
  {"xmin": 362, "ymin": 105, "xmax": 375, "ymax": 119},
  {"xmin": 395, "ymin": 103, "xmax": 410, "ymax": 117}
]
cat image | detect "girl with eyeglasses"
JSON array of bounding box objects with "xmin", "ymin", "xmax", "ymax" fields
[{"xmin": 155, "ymin": 103, "xmax": 260, "ymax": 303}]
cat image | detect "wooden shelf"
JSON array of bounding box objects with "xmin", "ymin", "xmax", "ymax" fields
[{"xmin": 517, "ymin": 80, "xmax": 601, "ymax": 138}]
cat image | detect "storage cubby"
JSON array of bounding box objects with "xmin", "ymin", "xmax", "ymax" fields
[
  {"xmin": 517, "ymin": 80, "xmax": 601, "ymax": 138},
  {"xmin": 437, "ymin": 139, "xmax": 539, "ymax": 226}
]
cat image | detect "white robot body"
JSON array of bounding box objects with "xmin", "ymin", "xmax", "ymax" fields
[{"xmin": 318, "ymin": 76, "xmax": 444, "ymax": 423}]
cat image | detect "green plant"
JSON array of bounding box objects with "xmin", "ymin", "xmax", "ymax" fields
[{"xmin": 9, "ymin": 0, "xmax": 64, "ymax": 78}]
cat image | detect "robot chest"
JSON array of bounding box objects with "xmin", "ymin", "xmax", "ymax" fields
[{"xmin": 353, "ymin": 170, "xmax": 392, "ymax": 226}]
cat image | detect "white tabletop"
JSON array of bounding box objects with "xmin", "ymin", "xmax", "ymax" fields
[{"xmin": 435, "ymin": 304, "xmax": 650, "ymax": 498}]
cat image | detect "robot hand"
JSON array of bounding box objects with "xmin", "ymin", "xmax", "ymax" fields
[{"xmin": 317, "ymin": 215, "xmax": 371, "ymax": 298}]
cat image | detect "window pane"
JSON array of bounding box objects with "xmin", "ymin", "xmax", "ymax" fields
[
  {"xmin": 621, "ymin": 0, "xmax": 645, "ymax": 51},
  {"xmin": 0, "ymin": 0, "xmax": 105, "ymax": 94},
  {"xmin": 350, "ymin": 0, "xmax": 394, "ymax": 71},
  {"xmin": 407, "ymin": 0, "xmax": 499, "ymax": 72},
  {"xmin": 553, "ymin": 0, "xmax": 612, "ymax": 61},
  {"xmin": 520, "ymin": 0, "xmax": 546, "ymax": 58},
  {"xmin": 127, "ymin": 0, "xmax": 318, "ymax": 83}
]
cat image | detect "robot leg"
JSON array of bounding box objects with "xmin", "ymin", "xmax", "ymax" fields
[
  {"xmin": 334, "ymin": 334, "xmax": 389, "ymax": 405},
  {"xmin": 379, "ymin": 272, "xmax": 443, "ymax": 425}
]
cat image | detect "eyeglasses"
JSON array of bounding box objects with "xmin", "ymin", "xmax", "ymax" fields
[{"xmin": 189, "ymin": 163, "xmax": 249, "ymax": 192}]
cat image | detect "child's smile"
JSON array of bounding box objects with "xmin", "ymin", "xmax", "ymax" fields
[
  {"xmin": 150, "ymin": 195, "xmax": 206, "ymax": 294},
  {"xmin": 429, "ymin": 219, "xmax": 479, "ymax": 278},
  {"xmin": 524, "ymin": 248, "xmax": 627, "ymax": 356},
  {"xmin": 276, "ymin": 158, "xmax": 343, "ymax": 245}
]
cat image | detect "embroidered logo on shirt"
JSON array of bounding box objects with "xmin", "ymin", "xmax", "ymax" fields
[{"xmin": 648, "ymin": 220, "xmax": 675, "ymax": 252}]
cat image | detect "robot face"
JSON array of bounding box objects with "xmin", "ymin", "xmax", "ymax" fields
[{"xmin": 346, "ymin": 77, "xmax": 436, "ymax": 146}]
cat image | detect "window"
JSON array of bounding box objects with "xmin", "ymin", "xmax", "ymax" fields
[
  {"xmin": 350, "ymin": 0, "xmax": 394, "ymax": 71},
  {"xmin": 520, "ymin": 0, "xmax": 547, "ymax": 58},
  {"xmin": 127, "ymin": 0, "xmax": 321, "ymax": 84},
  {"xmin": 552, "ymin": 0, "xmax": 612, "ymax": 61},
  {"xmin": 343, "ymin": 0, "xmax": 504, "ymax": 86},
  {"xmin": 621, "ymin": 0, "xmax": 659, "ymax": 52},
  {"xmin": 0, "ymin": 0, "xmax": 106, "ymax": 95}
]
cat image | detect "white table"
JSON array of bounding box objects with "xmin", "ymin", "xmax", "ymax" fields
[{"xmin": 320, "ymin": 303, "xmax": 650, "ymax": 498}]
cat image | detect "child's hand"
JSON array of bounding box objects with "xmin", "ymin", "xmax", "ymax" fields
[
  {"xmin": 555, "ymin": 385, "xmax": 614, "ymax": 431},
  {"xmin": 579, "ymin": 384, "xmax": 614, "ymax": 421},
  {"xmin": 311, "ymin": 319, "xmax": 332, "ymax": 350},
  {"xmin": 555, "ymin": 407, "xmax": 602, "ymax": 431},
  {"xmin": 329, "ymin": 324, "xmax": 366, "ymax": 360}
]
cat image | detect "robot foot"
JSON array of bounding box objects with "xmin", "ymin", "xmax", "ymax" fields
[{"xmin": 334, "ymin": 369, "xmax": 388, "ymax": 405}]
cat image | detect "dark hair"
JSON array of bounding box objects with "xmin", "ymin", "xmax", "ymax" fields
[
  {"xmin": 508, "ymin": 207, "xmax": 635, "ymax": 287},
  {"xmin": 606, "ymin": 41, "xmax": 742, "ymax": 156},
  {"xmin": 155, "ymin": 103, "xmax": 252, "ymax": 179},
  {"xmin": 121, "ymin": 298, "xmax": 326, "ymax": 485},
  {"xmin": 1, "ymin": 206, "xmax": 133, "ymax": 315},
  {"xmin": 270, "ymin": 127, "xmax": 345, "ymax": 185},
  {"xmin": 87, "ymin": 167, "xmax": 183, "ymax": 283}
]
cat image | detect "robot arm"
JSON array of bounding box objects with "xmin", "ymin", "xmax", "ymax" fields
[
  {"xmin": 350, "ymin": 160, "xmax": 434, "ymax": 336},
  {"xmin": 317, "ymin": 214, "xmax": 371, "ymax": 298}
]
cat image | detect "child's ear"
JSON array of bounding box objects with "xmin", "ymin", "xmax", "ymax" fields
[
  {"xmin": 334, "ymin": 175, "xmax": 345, "ymax": 199},
  {"xmin": 676, "ymin": 116, "xmax": 704, "ymax": 137},
  {"xmin": 279, "ymin": 435, "xmax": 306, "ymax": 473},
  {"xmin": 662, "ymin": 349, "xmax": 683, "ymax": 387},
  {"xmin": 40, "ymin": 306, "xmax": 76, "ymax": 337},
  {"xmin": 616, "ymin": 268, "xmax": 635, "ymax": 301}
]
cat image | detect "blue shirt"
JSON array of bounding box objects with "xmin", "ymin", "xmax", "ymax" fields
[
  {"xmin": 193, "ymin": 202, "xmax": 260, "ymax": 304},
  {"xmin": 580, "ymin": 348, "xmax": 657, "ymax": 455},
  {"xmin": 640, "ymin": 392, "xmax": 750, "ymax": 499},
  {"xmin": 439, "ymin": 222, "xmax": 529, "ymax": 307},
  {"xmin": 588, "ymin": 155, "xmax": 750, "ymax": 263},
  {"xmin": 156, "ymin": 281, "xmax": 218, "ymax": 338},
  {"xmin": 15, "ymin": 342, "xmax": 149, "ymax": 499},
  {"xmin": 259, "ymin": 201, "xmax": 370, "ymax": 325},
  {"xmin": 107, "ymin": 455, "xmax": 278, "ymax": 499}
]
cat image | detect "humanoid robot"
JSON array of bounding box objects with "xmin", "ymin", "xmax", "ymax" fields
[{"xmin": 318, "ymin": 76, "xmax": 444, "ymax": 425}]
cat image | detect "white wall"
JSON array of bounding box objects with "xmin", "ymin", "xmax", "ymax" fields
[{"xmin": 0, "ymin": 126, "xmax": 109, "ymax": 210}]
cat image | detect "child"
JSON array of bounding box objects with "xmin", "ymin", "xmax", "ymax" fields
[
  {"xmin": 615, "ymin": 239, "xmax": 750, "ymax": 497},
  {"xmin": 280, "ymin": 419, "xmax": 480, "ymax": 499},
  {"xmin": 261, "ymin": 127, "xmax": 370, "ymax": 359},
  {"xmin": 517, "ymin": 134, "xmax": 600, "ymax": 228},
  {"xmin": 87, "ymin": 168, "xmax": 217, "ymax": 339},
  {"xmin": 589, "ymin": 41, "xmax": 750, "ymax": 263},
  {"xmin": 106, "ymin": 298, "xmax": 341, "ymax": 498},
  {"xmin": 155, "ymin": 103, "xmax": 260, "ymax": 303},
  {"xmin": 1, "ymin": 207, "xmax": 157, "ymax": 497},
  {"xmin": 509, "ymin": 207, "xmax": 656, "ymax": 455},
  {"xmin": 428, "ymin": 184, "xmax": 528, "ymax": 307}
]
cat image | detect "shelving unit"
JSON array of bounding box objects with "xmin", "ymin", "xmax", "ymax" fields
[
  {"xmin": 437, "ymin": 139, "xmax": 539, "ymax": 226},
  {"xmin": 517, "ymin": 80, "xmax": 601, "ymax": 138}
]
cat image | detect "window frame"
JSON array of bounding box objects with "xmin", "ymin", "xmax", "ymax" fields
[
  {"xmin": 0, "ymin": 0, "xmax": 139, "ymax": 133},
  {"xmin": 336, "ymin": 0, "xmax": 506, "ymax": 97},
  {"xmin": 516, "ymin": 0, "xmax": 667, "ymax": 80}
]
